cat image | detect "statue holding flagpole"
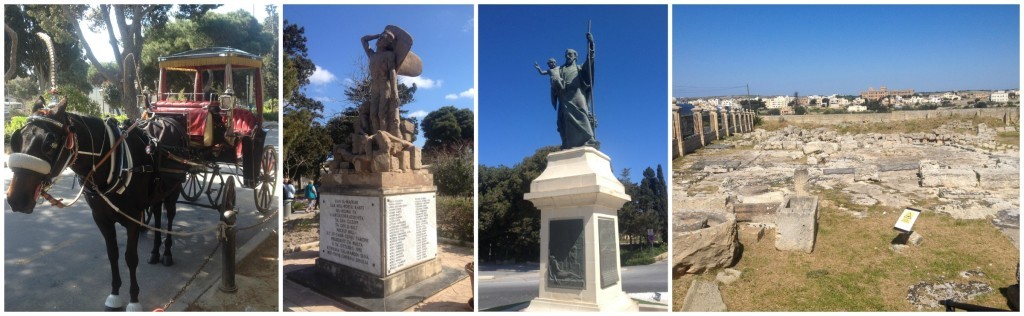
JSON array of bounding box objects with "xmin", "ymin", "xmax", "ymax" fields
[{"xmin": 535, "ymin": 23, "xmax": 598, "ymax": 149}]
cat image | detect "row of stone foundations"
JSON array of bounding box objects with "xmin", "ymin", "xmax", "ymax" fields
[{"xmin": 672, "ymin": 106, "xmax": 758, "ymax": 158}]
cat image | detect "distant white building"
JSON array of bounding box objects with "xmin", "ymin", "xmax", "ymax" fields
[
  {"xmin": 847, "ymin": 105, "xmax": 867, "ymax": 112},
  {"xmin": 990, "ymin": 91, "xmax": 1009, "ymax": 103},
  {"xmin": 765, "ymin": 96, "xmax": 790, "ymax": 109},
  {"xmin": 907, "ymin": 96, "xmax": 928, "ymax": 105}
]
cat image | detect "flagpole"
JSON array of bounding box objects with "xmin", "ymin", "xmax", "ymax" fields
[{"xmin": 587, "ymin": 20, "xmax": 597, "ymax": 138}]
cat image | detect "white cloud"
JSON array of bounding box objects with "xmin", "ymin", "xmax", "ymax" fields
[
  {"xmin": 309, "ymin": 65, "xmax": 336, "ymax": 85},
  {"xmin": 312, "ymin": 96, "xmax": 342, "ymax": 103},
  {"xmin": 399, "ymin": 76, "xmax": 442, "ymax": 89},
  {"xmin": 446, "ymin": 88, "xmax": 476, "ymax": 100},
  {"xmin": 408, "ymin": 110, "xmax": 429, "ymax": 118}
]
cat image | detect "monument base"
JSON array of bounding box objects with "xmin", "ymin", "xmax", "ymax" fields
[
  {"xmin": 522, "ymin": 147, "xmax": 639, "ymax": 312},
  {"xmin": 524, "ymin": 292, "xmax": 639, "ymax": 312},
  {"xmin": 315, "ymin": 257, "xmax": 441, "ymax": 297},
  {"xmin": 287, "ymin": 263, "xmax": 464, "ymax": 311}
]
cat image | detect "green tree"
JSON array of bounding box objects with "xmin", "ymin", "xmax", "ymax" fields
[
  {"xmin": 261, "ymin": 5, "xmax": 279, "ymax": 100},
  {"xmin": 478, "ymin": 146, "xmax": 559, "ymax": 263},
  {"xmin": 5, "ymin": 5, "xmax": 93, "ymax": 96},
  {"xmin": 422, "ymin": 106, "xmax": 473, "ymax": 152},
  {"xmin": 283, "ymin": 20, "xmax": 315, "ymax": 102},
  {"xmin": 794, "ymin": 105, "xmax": 807, "ymax": 115},
  {"xmin": 865, "ymin": 99, "xmax": 889, "ymax": 113},
  {"xmin": 70, "ymin": 5, "xmax": 220, "ymax": 119},
  {"xmin": 140, "ymin": 8, "xmax": 273, "ymax": 100},
  {"xmin": 739, "ymin": 99, "xmax": 765, "ymax": 111},
  {"xmin": 618, "ymin": 166, "xmax": 667, "ymax": 248}
]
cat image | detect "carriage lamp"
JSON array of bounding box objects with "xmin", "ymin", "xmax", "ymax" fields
[{"xmin": 220, "ymin": 89, "xmax": 236, "ymax": 110}]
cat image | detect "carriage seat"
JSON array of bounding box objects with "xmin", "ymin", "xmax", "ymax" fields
[{"xmin": 151, "ymin": 101, "xmax": 215, "ymax": 147}]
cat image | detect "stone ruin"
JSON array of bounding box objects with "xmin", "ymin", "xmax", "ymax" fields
[
  {"xmin": 672, "ymin": 211, "xmax": 736, "ymax": 274},
  {"xmin": 673, "ymin": 117, "xmax": 1020, "ymax": 310}
]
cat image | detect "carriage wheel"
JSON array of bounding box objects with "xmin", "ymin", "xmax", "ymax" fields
[
  {"xmin": 207, "ymin": 168, "xmax": 226, "ymax": 209},
  {"xmin": 220, "ymin": 176, "xmax": 237, "ymax": 213},
  {"xmin": 180, "ymin": 168, "xmax": 207, "ymax": 202},
  {"xmin": 254, "ymin": 145, "xmax": 277, "ymax": 215}
]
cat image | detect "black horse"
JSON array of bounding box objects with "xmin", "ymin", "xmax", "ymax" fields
[{"xmin": 6, "ymin": 98, "xmax": 189, "ymax": 311}]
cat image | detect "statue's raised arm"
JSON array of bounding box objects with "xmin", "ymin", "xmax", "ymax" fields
[{"xmin": 361, "ymin": 33, "xmax": 380, "ymax": 58}]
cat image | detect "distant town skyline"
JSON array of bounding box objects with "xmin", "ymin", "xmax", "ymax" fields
[{"xmin": 673, "ymin": 5, "xmax": 1020, "ymax": 98}]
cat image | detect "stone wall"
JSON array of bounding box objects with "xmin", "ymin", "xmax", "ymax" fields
[{"xmin": 763, "ymin": 108, "xmax": 1019, "ymax": 125}]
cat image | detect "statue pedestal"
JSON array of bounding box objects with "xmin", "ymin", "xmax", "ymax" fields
[
  {"xmin": 523, "ymin": 147, "xmax": 639, "ymax": 312},
  {"xmin": 314, "ymin": 171, "xmax": 441, "ymax": 297}
]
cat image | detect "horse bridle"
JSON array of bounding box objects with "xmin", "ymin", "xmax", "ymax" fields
[
  {"xmin": 12, "ymin": 114, "xmax": 79, "ymax": 183},
  {"xmin": 10, "ymin": 110, "xmax": 143, "ymax": 207}
]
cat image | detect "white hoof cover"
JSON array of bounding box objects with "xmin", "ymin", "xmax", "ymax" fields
[
  {"xmin": 126, "ymin": 302, "xmax": 144, "ymax": 312},
  {"xmin": 104, "ymin": 294, "xmax": 125, "ymax": 309}
]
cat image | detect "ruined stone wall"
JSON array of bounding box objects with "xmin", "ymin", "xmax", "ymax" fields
[{"xmin": 763, "ymin": 108, "xmax": 1019, "ymax": 125}]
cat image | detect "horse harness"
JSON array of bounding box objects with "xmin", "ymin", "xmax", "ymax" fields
[{"xmin": 16, "ymin": 113, "xmax": 186, "ymax": 208}]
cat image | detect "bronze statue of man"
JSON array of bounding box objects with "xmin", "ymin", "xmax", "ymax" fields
[{"xmin": 539, "ymin": 32, "xmax": 597, "ymax": 149}]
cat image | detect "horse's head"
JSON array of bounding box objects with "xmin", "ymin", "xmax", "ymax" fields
[{"xmin": 7, "ymin": 98, "xmax": 74, "ymax": 214}]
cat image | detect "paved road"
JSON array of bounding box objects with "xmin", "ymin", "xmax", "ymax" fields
[
  {"xmin": 3, "ymin": 123, "xmax": 279, "ymax": 311},
  {"xmin": 477, "ymin": 260, "xmax": 669, "ymax": 310}
]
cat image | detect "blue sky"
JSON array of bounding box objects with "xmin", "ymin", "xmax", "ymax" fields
[
  {"xmin": 284, "ymin": 5, "xmax": 474, "ymax": 146},
  {"xmin": 674, "ymin": 5, "xmax": 1020, "ymax": 98},
  {"xmin": 479, "ymin": 5, "xmax": 669, "ymax": 182}
]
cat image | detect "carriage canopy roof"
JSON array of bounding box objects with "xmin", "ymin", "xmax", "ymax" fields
[{"xmin": 158, "ymin": 47, "xmax": 262, "ymax": 69}]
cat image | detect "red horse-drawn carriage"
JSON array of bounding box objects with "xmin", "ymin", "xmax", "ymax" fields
[{"xmin": 147, "ymin": 47, "xmax": 276, "ymax": 213}]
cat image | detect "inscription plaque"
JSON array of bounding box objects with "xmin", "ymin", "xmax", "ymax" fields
[
  {"xmin": 320, "ymin": 195, "xmax": 382, "ymax": 275},
  {"xmin": 547, "ymin": 219, "xmax": 585, "ymax": 289},
  {"xmin": 598, "ymin": 217, "xmax": 620, "ymax": 288},
  {"xmin": 384, "ymin": 192, "xmax": 438, "ymax": 275}
]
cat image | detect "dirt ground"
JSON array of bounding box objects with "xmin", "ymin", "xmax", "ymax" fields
[
  {"xmin": 284, "ymin": 212, "xmax": 319, "ymax": 250},
  {"xmin": 187, "ymin": 232, "xmax": 280, "ymax": 311}
]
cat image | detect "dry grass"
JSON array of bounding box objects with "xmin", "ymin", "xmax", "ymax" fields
[
  {"xmin": 997, "ymin": 130, "xmax": 1020, "ymax": 147},
  {"xmin": 673, "ymin": 191, "xmax": 1019, "ymax": 311}
]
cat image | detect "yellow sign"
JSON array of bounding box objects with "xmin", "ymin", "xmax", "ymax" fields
[{"xmin": 894, "ymin": 208, "xmax": 921, "ymax": 232}]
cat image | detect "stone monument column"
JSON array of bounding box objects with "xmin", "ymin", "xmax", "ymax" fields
[
  {"xmin": 693, "ymin": 108, "xmax": 705, "ymax": 146},
  {"xmin": 523, "ymin": 147, "xmax": 639, "ymax": 312},
  {"xmin": 709, "ymin": 110, "xmax": 719, "ymax": 140},
  {"xmin": 721, "ymin": 109, "xmax": 731, "ymax": 137}
]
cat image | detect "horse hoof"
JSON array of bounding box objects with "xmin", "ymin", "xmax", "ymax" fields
[
  {"xmin": 148, "ymin": 254, "xmax": 160, "ymax": 264},
  {"xmin": 162, "ymin": 255, "xmax": 174, "ymax": 266},
  {"xmin": 126, "ymin": 302, "xmax": 144, "ymax": 312},
  {"xmin": 104, "ymin": 294, "xmax": 125, "ymax": 311}
]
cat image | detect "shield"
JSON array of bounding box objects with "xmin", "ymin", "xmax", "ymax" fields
[
  {"xmin": 384, "ymin": 25, "xmax": 422, "ymax": 77},
  {"xmin": 397, "ymin": 51, "xmax": 422, "ymax": 77}
]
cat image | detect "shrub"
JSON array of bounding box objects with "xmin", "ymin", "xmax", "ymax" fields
[
  {"xmin": 428, "ymin": 146, "xmax": 473, "ymax": 197},
  {"xmin": 263, "ymin": 98, "xmax": 279, "ymax": 122},
  {"xmin": 766, "ymin": 109, "xmax": 781, "ymax": 116},
  {"xmin": 5, "ymin": 116, "xmax": 27, "ymax": 151},
  {"xmin": 437, "ymin": 195, "xmax": 473, "ymax": 243},
  {"xmin": 620, "ymin": 243, "xmax": 667, "ymax": 266}
]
